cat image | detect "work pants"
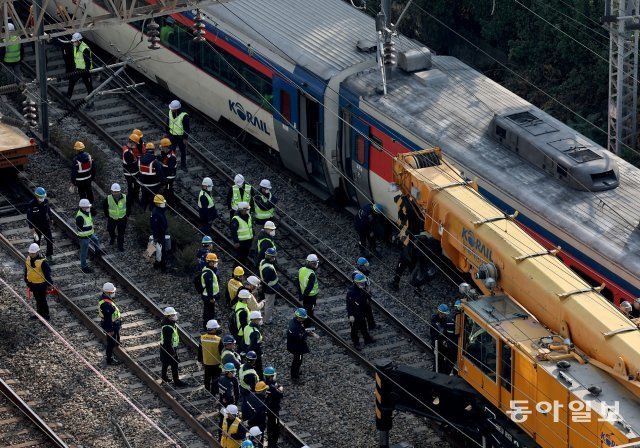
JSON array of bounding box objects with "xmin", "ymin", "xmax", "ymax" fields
[
  {"xmin": 33, "ymin": 225, "xmax": 54, "ymax": 257},
  {"xmin": 103, "ymin": 321, "xmax": 121, "ymax": 362},
  {"xmin": 203, "ymin": 364, "xmax": 221, "ymax": 395},
  {"xmin": 255, "ymin": 355, "xmax": 264, "ymax": 381},
  {"xmin": 350, "ymin": 318, "xmax": 371, "ymax": 345},
  {"xmin": 357, "ymin": 228, "xmax": 376, "ymax": 256},
  {"xmin": 234, "ymin": 241, "xmax": 252, "ymax": 270},
  {"xmin": 30, "ymin": 285, "xmax": 50, "ymax": 320},
  {"xmin": 124, "ymin": 175, "xmax": 139, "ymax": 205},
  {"xmin": 76, "ymin": 180, "xmax": 95, "ymax": 206},
  {"xmin": 267, "ymin": 415, "xmax": 280, "ymax": 448},
  {"xmin": 107, "ymin": 217, "xmax": 127, "ymax": 250},
  {"xmin": 433, "ymin": 340, "xmax": 455, "ymax": 374},
  {"xmin": 5, "ymin": 62, "xmax": 22, "ymax": 82},
  {"xmin": 262, "ymin": 293, "xmax": 275, "ymax": 323},
  {"xmin": 392, "ymin": 255, "xmax": 416, "ymax": 285},
  {"xmin": 365, "ymin": 302, "xmax": 376, "ymax": 328},
  {"xmin": 164, "ymin": 179, "xmax": 175, "ymax": 204},
  {"xmin": 170, "ymin": 135, "xmax": 187, "ymax": 167},
  {"xmin": 66, "ymin": 71, "xmax": 93, "ymax": 99},
  {"xmin": 140, "ymin": 184, "xmax": 161, "ymax": 210},
  {"xmin": 161, "ymin": 354, "xmax": 180, "ymax": 382},
  {"xmin": 302, "ymin": 296, "xmax": 316, "ymax": 328},
  {"xmin": 290, "ymin": 353, "xmax": 303, "ymax": 379},
  {"xmin": 202, "ymin": 299, "xmax": 216, "ymax": 331},
  {"xmin": 79, "ymin": 234, "xmax": 100, "ymax": 268},
  {"xmin": 154, "ymin": 238, "xmax": 168, "ymax": 272}
]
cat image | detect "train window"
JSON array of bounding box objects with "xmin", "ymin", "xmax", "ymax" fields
[
  {"xmin": 280, "ymin": 90, "xmax": 291, "ymax": 122},
  {"xmin": 463, "ymin": 316, "xmax": 497, "ymax": 381},
  {"xmin": 356, "ymin": 135, "xmax": 366, "ymax": 164},
  {"xmin": 495, "ymin": 125, "xmax": 507, "ymax": 139},
  {"xmin": 500, "ymin": 343, "xmax": 512, "ymax": 392}
]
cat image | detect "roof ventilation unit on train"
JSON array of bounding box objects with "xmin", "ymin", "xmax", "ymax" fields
[
  {"xmin": 491, "ymin": 109, "xmax": 619, "ymax": 192},
  {"xmin": 398, "ymin": 47, "xmax": 432, "ymax": 72}
]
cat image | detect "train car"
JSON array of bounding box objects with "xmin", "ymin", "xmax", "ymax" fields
[
  {"xmin": 0, "ymin": 122, "xmax": 36, "ymax": 170},
  {"xmin": 59, "ymin": 0, "xmax": 640, "ymax": 302}
]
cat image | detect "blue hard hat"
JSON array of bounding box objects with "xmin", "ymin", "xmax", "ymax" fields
[
  {"xmin": 373, "ymin": 203, "xmax": 383, "ymax": 214},
  {"xmin": 223, "ymin": 362, "xmax": 237, "ymax": 372},
  {"xmin": 357, "ymin": 257, "xmax": 369, "ymax": 267},
  {"xmin": 241, "ymin": 441, "xmax": 254, "ymax": 448},
  {"xmin": 438, "ymin": 304, "xmax": 450, "ymax": 315},
  {"xmin": 34, "ymin": 187, "xmax": 46, "ymax": 198},
  {"xmin": 354, "ymin": 273, "xmax": 367, "ymax": 283},
  {"xmin": 264, "ymin": 366, "xmax": 276, "ymax": 376},
  {"xmin": 265, "ymin": 247, "xmax": 277, "ymax": 256},
  {"xmin": 246, "ymin": 351, "xmax": 257, "ymax": 361},
  {"xmin": 223, "ymin": 335, "xmax": 235, "ymax": 344},
  {"xmin": 201, "ymin": 235, "xmax": 213, "ymax": 245},
  {"xmin": 294, "ymin": 308, "xmax": 307, "ymax": 319},
  {"xmin": 454, "ymin": 299, "xmax": 462, "ymax": 309}
]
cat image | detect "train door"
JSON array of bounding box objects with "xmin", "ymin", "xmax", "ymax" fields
[
  {"xmin": 350, "ymin": 115, "xmax": 372, "ymax": 205},
  {"xmin": 299, "ymin": 94, "xmax": 326, "ymax": 187},
  {"xmin": 272, "ymin": 77, "xmax": 308, "ymax": 180}
]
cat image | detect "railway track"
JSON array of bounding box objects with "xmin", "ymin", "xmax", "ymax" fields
[{"xmin": 14, "ymin": 41, "xmax": 461, "ymax": 447}]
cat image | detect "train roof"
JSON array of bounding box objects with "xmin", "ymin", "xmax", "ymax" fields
[
  {"xmin": 205, "ymin": 0, "xmax": 419, "ymax": 80},
  {"xmin": 343, "ymin": 56, "xmax": 640, "ymax": 289}
]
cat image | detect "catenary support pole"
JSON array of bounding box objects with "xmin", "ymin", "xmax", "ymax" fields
[{"xmin": 33, "ymin": 0, "xmax": 48, "ymax": 146}]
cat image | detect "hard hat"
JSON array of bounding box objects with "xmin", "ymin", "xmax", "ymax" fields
[
  {"xmin": 265, "ymin": 247, "xmax": 277, "ymax": 257},
  {"xmin": 163, "ymin": 307, "xmax": 177, "ymax": 316},
  {"xmin": 247, "ymin": 276, "xmax": 260, "ymax": 287},
  {"xmin": 202, "ymin": 177, "xmax": 213, "ymax": 187},
  {"xmin": 74, "ymin": 141, "xmax": 85, "ymax": 151},
  {"xmin": 159, "ymin": 138, "xmax": 172, "ymax": 148},
  {"xmin": 237, "ymin": 201, "xmax": 250, "ymax": 210},
  {"xmin": 250, "ymin": 310, "xmax": 262, "ymax": 320},
  {"xmin": 206, "ymin": 319, "xmax": 220, "ymax": 330},
  {"xmin": 238, "ymin": 289, "xmax": 251, "ymax": 300},
  {"xmin": 7, "ymin": 23, "xmax": 15, "ymax": 31},
  {"xmin": 373, "ymin": 203, "xmax": 383, "ymax": 214},
  {"xmin": 110, "ymin": 183, "xmax": 121, "ymax": 192},
  {"xmin": 254, "ymin": 382, "xmax": 268, "ymax": 393},
  {"xmin": 79, "ymin": 198, "xmax": 91, "ymax": 208},
  {"xmin": 153, "ymin": 194, "xmax": 166, "ymax": 205},
  {"xmin": 306, "ymin": 254, "xmax": 319, "ymax": 263},
  {"xmin": 145, "ymin": 142, "xmax": 155, "ymax": 150},
  {"xmin": 357, "ymin": 257, "xmax": 369, "ymax": 267},
  {"xmin": 205, "ymin": 253, "xmax": 218, "ymax": 262},
  {"xmin": 240, "ymin": 441, "xmax": 254, "ymax": 448},
  {"xmin": 223, "ymin": 362, "xmax": 237, "ymax": 372},
  {"xmin": 259, "ymin": 179, "xmax": 272, "ymax": 189},
  {"xmin": 225, "ymin": 404, "xmax": 238, "ymax": 415},
  {"xmin": 437, "ymin": 304, "xmax": 450, "ymax": 315},
  {"xmin": 28, "ymin": 243, "xmax": 40, "ymax": 253},
  {"xmin": 128, "ymin": 133, "xmax": 141, "ymax": 144},
  {"xmin": 263, "ymin": 366, "xmax": 276, "ymax": 376},
  {"xmin": 222, "ymin": 335, "xmax": 236, "ymax": 344},
  {"xmin": 249, "ymin": 425, "xmax": 263, "ymax": 436},
  {"xmin": 294, "ymin": 308, "xmax": 307, "ymax": 319},
  {"xmin": 169, "ymin": 100, "xmax": 182, "ymax": 110},
  {"xmin": 245, "ymin": 350, "xmax": 257, "ymax": 361},
  {"xmin": 621, "ymin": 301, "xmax": 632, "ymax": 311},
  {"xmin": 354, "ymin": 273, "xmax": 367, "ymax": 283},
  {"xmin": 201, "ymin": 235, "xmax": 213, "ymax": 245},
  {"xmin": 234, "ymin": 174, "xmax": 245, "ymax": 186},
  {"xmin": 34, "ymin": 187, "xmax": 46, "ymax": 198},
  {"xmin": 233, "ymin": 266, "xmax": 245, "ymax": 277},
  {"xmin": 132, "ymin": 129, "xmax": 143, "ymax": 137},
  {"xmin": 71, "ymin": 32, "xmax": 83, "ymax": 42},
  {"xmin": 454, "ymin": 299, "xmax": 462, "ymax": 309},
  {"xmin": 102, "ymin": 282, "xmax": 116, "ymax": 293},
  {"xmin": 263, "ymin": 221, "xmax": 276, "ymax": 230}
]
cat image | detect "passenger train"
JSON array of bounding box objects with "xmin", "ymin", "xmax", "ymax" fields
[{"xmin": 58, "ymin": 0, "xmax": 640, "ymax": 303}]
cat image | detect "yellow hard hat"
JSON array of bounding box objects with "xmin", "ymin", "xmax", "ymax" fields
[
  {"xmin": 74, "ymin": 141, "xmax": 85, "ymax": 151},
  {"xmin": 206, "ymin": 253, "xmax": 218, "ymax": 262},
  {"xmin": 233, "ymin": 266, "xmax": 244, "ymax": 277},
  {"xmin": 160, "ymin": 138, "xmax": 172, "ymax": 148},
  {"xmin": 153, "ymin": 194, "xmax": 166, "ymax": 205},
  {"xmin": 255, "ymin": 381, "xmax": 268, "ymax": 392},
  {"xmin": 132, "ymin": 129, "xmax": 143, "ymax": 137},
  {"xmin": 128, "ymin": 133, "xmax": 141, "ymax": 144},
  {"xmin": 145, "ymin": 142, "xmax": 155, "ymax": 150}
]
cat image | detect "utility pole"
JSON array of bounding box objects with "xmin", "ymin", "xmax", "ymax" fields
[
  {"xmin": 32, "ymin": 0, "xmax": 48, "ymax": 145},
  {"xmin": 605, "ymin": 0, "xmax": 640, "ymax": 154}
]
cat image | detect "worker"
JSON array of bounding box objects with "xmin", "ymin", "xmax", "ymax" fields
[
  {"xmin": 263, "ymin": 367, "xmax": 283, "ymax": 448},
  {"xmin": 160, "ymin": 16, "xmax": 176, "ymax": 45},
  {"xmin": 1, "ymin": 23, "xmax": 23, "ymax": 81},
  {"xmin": 201, "ymin": 252, "xmax": 220, "ymax": 330},
  {"xmin": 221, "ymin": 335, "xmax": 242, "ymax": 371},
  {"xmin": 242, "ymin": 381, "xmax": 268, "ymax": 436},
  {"xmin": 150, "ymin": 194, "xmax": 169, "ymax": 272},
  {"xmin": 240, "ymin": 440, "xmax": 254, "ymax": 448},
  {"xmin": 230, "ymin": 201, "xmax": 253, "ymax": 268},
  {"xmin": 71, "ymin": 141, "xmax": 96, "ymax": 213},
  {"xmin": 131, "ymin": 129, "xmax": 146, "ymax": 155},
  {"xmin": 287, "ymin": 308, "xmax": 309, "ymax": 381},
  {"xmin": 232, "ymin": 289, "xmax": 250, "ymax": 344},
  {"xmin": 244, "ymin": 311, "xmax": 264, "ymax": 377},
  {"xmin": 346, "ymin": 273, "xmax": 374, "ymax": 350},
  {"xmin": 167, "ymin": 99, "xmax": 189, "ymax": 170},
  {"xmin": 219, "ymin": 363, "xmax": 240, "ymax": 409},
  {"xmin": 98, "ymin": 282, "xmax": 122, "ymax": 365},
  {"xmin": 253, "ymin": 179, "xmax": 277, "ymax": 225},
  {"xmin": 76, "ymin": 198, "xmax": 101, "ymax": 274},
  {"xmin": 138, "ymin": 144, "xmax": 166, "ymax": 210},
  {"xmin": 430, "ymin": 304, "xmax": 455, "ymax": 374},
  {"xmin": 247, "ymin": 427, "xmax": 264, "ymax": 448},
  {"xmin": 244, "ymin": 276, "xmax": 264, "ymax": 313},
  {"xmin": 353, "ymin": 203, "xmax": 383, "ymax": 257},
  {"xmin": 259, "ymin": 248, "xmax": 280, "ymax": 324},
  {"xmin": 24, "ymin": 243, "xmax": 53, "ymax": 320},
  {"xmin": 620, "ymin": 300, "xmax": 633, "ymax": 318},
  {"xmin": 254, "ymin": 221, "xmax": 276, "ymax": 264},
  {"xmin": 160, "ymin": 307, "xmax": 187, "ymax": 387},
  {"xmin": 220, "ymin": 404, "xmax": 244, "ymax": 447},
  {"xmin": 353, "ymin": 257, "xmax": 375, "ymax": 329},
  {"xmin": 239, "ymin": 351, "xmax": 259, "ymax": 398},
  {"xmin": 159, "ymin": 138, "xmax": 177, "ymax": 203},
  {"xmin": 227, "ymin": 266, "xmax": 245, "ymax": 307},
  {"xmin": 198, "ymin": 177, "xmax": 217, "ymax": 235},
  {"xmin": 196, "ymin": 235, "xmax": 214, "ymax": 270},
  {"xmin": 122, "ymin": 134, "xmax": 140, "ymax": 205},
  {"xmin": 227, "ymin": 174, "xmax": 252, "ymax": 218},
  {"xmin": 390, "ymin": 234, "xmax": 416, "ymax": 291},
  {"xmin": 198, "ymin": 319, "xmax": 222, "ymax": 395},
  {"xmin": 27, "ymin": 187, "xmax": 54, "ymax": 259},
  {"xmin": 102, "ymin": 183, "xmax": 129, "ymax": 252},
  {"xmin": 298, "ymin": 254, "xmax": 319, "ymax": 327},
  {"xmin": 66, "ymin": 33, "xmax": 94, "ymax": 100},
  {"xmin": 632, "ymin": 299, "xmax": 640, "ymax": 319}
]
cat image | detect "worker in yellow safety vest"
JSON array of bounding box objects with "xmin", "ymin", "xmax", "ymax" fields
[
  {"xmin": 66, "ymin": 32, "xmax": 94, "ymax": 100},
  {"xmin": 102, "ymin": 183, "xmax": 129, "ymax": 252},
  {"xmin": 160, "ymin": 307, "xmax": 187, "ymax": 387},
  {"xmin": 24, "ymin": 243, "xmax": 53, "ymax": 320},
  {"xmin": 1, "ymin": 23, "xmax": 24, "ymax": 80},
  {"xmin": 253, "ymin": 179, "xmax": 277, "ymax": 225},
  {"xmin": 198, "ymin": 319, "xmax": 222, "ymax": 395},
  {"xmin": 298, "ymin": 254, "xmax": 320, "ymax": 328},
  {"xmin": 220, "ymin": 404, "xmax": 246, "ymax": 447},
  {"xmin": 98, "ymin": 282, "xmax": 122, "ymax": 365},
  {"xmin": 226, "ymin": 266, "xmax": 245, "ymax": 307},
  {"xmin": 167, "ymin": 99, "xmax": 189, "ymax": 170},
  {"xmin": 230, "ymin": 201, "xmax": 253, "ymax": 268},
  {"xmin": 227, "ymin": 174, "xmax": 252, "ymax": 219}
]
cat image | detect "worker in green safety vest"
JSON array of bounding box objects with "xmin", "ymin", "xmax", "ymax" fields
[
  {"xmin": 298, "ymin": 254, "xmax": 320, "ymax": 328},
  {"xmin": 66, "ymin": 32, "xmax": 94, "ymax": 100},
  {"xmin": 230, "ymin": 201, "xmax": 253, "ymax": 268},
  {"xmin": 167, "ymin": 99, "xmax": 190, "ymax": 170},
  {"xmin": 98, "ymin": 282, "xmax": 122, "ymax": 365},
  {"xmin": 160, "ymin": 307, "xmax": 187, "ymax": 387},
  {"xmin": 102, "ymin": 183, "xmax": 129, "ymax": 252},
  {"xmin": 1, "ymin": 23, "xmax": 24, "ymax": 81},
  {"xmin": 253, "ymin": 179, "xmax": 277, "ymax": 225}
]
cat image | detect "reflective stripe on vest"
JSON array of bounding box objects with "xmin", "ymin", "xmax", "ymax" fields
[
  {"xmin": 200, "ymin": 334, "xmax": 221, "ymax": 365},
  {"xmin": 232, "ymin": 215, "xmax": 253, "ymax": 241},
  {"xmin": 239, "ymin": 364, "xmax": 257, "ymax": 390},
  {"xmin": 243, "ymin": 324, "xmax": 262, "ymax": 347},
  {"xmin": 227, "ymin": 278, "xmax": 242, "ymax": 302},
  {"xmin": 98, "ymin": 298, "xmax": 122, "ymax": 321},
  {"xmin": 298, "ymin": 267, "xmax": 319, "ymax": 296},
  {"xmin": 107, "ymin": 194, "xmax": 127, "ymax": 220},
  {"xmin": 122, "ymin": 147, "xmax": 139, "ymax": 176},
  {"xmin": 254, "ymin": 191, "xmax": 274, "ymax": 219},
  {"xmin": 76, "ymin": 210, "xmax": 94, "ymax": 237},
  {"xmin": 201, "ymin": 266, "xmax": 220, "ymax": 296},
  {"xmin": 25, "ymin": 257, "xmax": 46, "ymax": 284},
  {"xmin": 74, "ymin": 42, "xmax": 92, "ymax": 70},
  {"xmin": 3, "ymin": 36, "xmax": 20, "ymax": 63},
  {"xmin": 162, "ymin": 152, "xmax": 176, "ymax": 180},
  {"xmin": 75, "ymin": 154, "xmax": 93, "ymax": 181},
  {"xmin": 234, "ymin": 302, "xmax": 249, "ymax": 336},
  {"xmin": 160, "ymin": 324, "xmax": 179, "ymax": 348},
  {"xmin": 259, "ymin": 260, "xmax": 278, "ymax": 287},
  {"xmin": 138, "ymin": 159, "xmax": 160, "ymax": 187},
  {"xmin": 257, "ymin": 237, "xmax": 275, "ymax": 255},
  {"xmin": 198, "ymin": 190, "xmax": 214, "ymax": 209},
  {"xmin": 230, "ymin": 184, "xmax": 252, "ymax": 211},
  {"xmin": 220, "ymin": 416, "xmax": 241, "ymax": 448},
  {"xmin": 168, "ymin": 111, "xmax": 187, "ymax": 136}
]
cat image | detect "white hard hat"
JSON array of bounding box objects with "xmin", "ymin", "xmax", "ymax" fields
[
  {"xmin": 79, "ymin": 198, "xmax": 92, "ymax": 208},
  {"xmin": 111, "ymin": 183, "xmax": 121, "ymax": 192},
  {"xmin": 102, "ymin": 282, "xmax": 116, "ymax": 293},
  {"xmin": 206, "ymin": 319, "xmax": 220, "ymax": 330},
  {"xmin": 247, "ymin": 276, "xmax": 260, "ymax": 286},
  {"xmin": 226, "ymin": 404, "xmax": 238, "ymax": 415},
  {"xmin": 237, "ymin": 201, "xmax": 250, "ymax": 210},
  {"xmin": 234, "ymin": 174, "xmax": 244, "ymax": 186},
  {"xmin": 163, "ymin": 307, "xmax": 177, "ymax": 316},
  {"xmin": 28, "ymin": 243, "xmax": 40, "ymax": 253},
  {"xmin": 238, "ymin": 289, "xmax": 251, "ymax": 299},
  {"xmin": 7, "ymin": 23, "xmax": 15, "ymax": 31},
  {"xmin": 71, "ymin": 32, "xmax": 83, "ymax": 42},
  {"xmin": 306, "ymin": 254, "xmax": 319, "ymax": 263},
  {"xmin": 259, "ymin": 179, "xmax": 272, "ymax": 189},
  {"xmin": 202, "ymin": 177, "xmax": 213, "ymax": 187},
  {"xmin": 263, "ymin": 221, "xmax": 276, "ymax": 230},
  {"xmin": 249, "ymin": 426, "xmax": 262, "ymax": 436},
  {"xmin": 169, "ymin": 100, "xmax": 181, "ymax": 110},
  {"xmin": 250, "ymin": 310, "xmax": 262, "ymax": 320}
]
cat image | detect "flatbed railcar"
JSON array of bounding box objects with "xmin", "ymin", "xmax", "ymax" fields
[{"xmin": 0, "ymin": 122, "xmax": 36, "ymax": 170}]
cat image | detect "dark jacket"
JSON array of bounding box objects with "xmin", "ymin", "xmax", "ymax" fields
[
  {"xmin": 150, "ymin": 206, "xmax": 168, "ymax": 241},
  {"xmin": 242, "ymin": 391, "xmax": 267, "ymax": 429},
  {"xmin": 287, "ymin": 318, "xmax": 309, "ymax": 354},
  {"xmin": 26, "ymin": 199, "xmax": 52, "ymax": 230},
  {"xmin": 221, "ymin": 349, "xmax": 242, "ymax": 370},
  {"xmin": 160, "ymin": 318, "xmax": 179, "ymax": 361},
  {"xmin": 196, "ymin": 247, "xmax": 210, "ymax": 270},
  {"xmin": 122, "ymin": 147, "xmax": 138, "ymax": 175},
  {"xmin": 265, "ymin": 381, "xmax": 283, "ymax": 415},
  {"xmin": 255, "ymin": 230, "xmax": 275, "ymax": 263},
  {"xmin": 354, "ymin": 203, "xmax": 374, "ymax": 232},
  {"xmin": 71, "ymin": 151, "xmax": 95, "ymax": 184},
  {"xmin": 99, "ymin": 293, "xmax": 119, "ymax": 332},
  {"xmin": 198, "ymin": 190, "xmax": 218, "ymax": 223},
  {"xmin": 23, "ymin": 256, "xmax": 53, "ymax": 291},
  {"xmin": 259, "ymin": 260, "xmax": 280, "ymax": 295},
  {"xmin": 218, "ymin": 374, "xmax": 239, "ymax": 406},
  {"xmin": 102, "ymin": 194, "xmax": 130, "ymax": 219},
  {"xmin": 346, "ymin": 284, "xmax": 369, "ymax": 320},
  {"xmin": 245, "ymin": 323, "xmax": 262, "ymax": 356},
  {"xmin": 229, "ymin": 213, "xmax": 252, "ymax": 244},
  {"xmin": 167, "ymin": 109, "xmax": 190, "ymax": 137},
  {"xmin": 430, "ymin": 314, "xmax": 455, "ymax": 347},
  {"xmin": 161, "ymin": 150, "xmax": 177, "ymax": 179},
  {"xmin": 201, "ymin": 266, "xmax": 219, "ymax": 300},
  {"xmin": 137, "ymin": 153, "xmax": 166, "ymax": 186}
]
